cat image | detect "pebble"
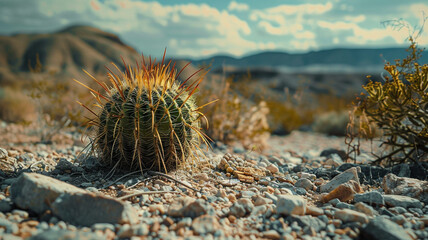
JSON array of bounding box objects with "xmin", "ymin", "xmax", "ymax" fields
[
  {"xmin": 354, "ymin": 191, "xmax": 385, "ymax": 206},
  {"xmin": 383, "ymin": 195, "xmax": 423, "ymax": 209},
  {"xmin": 319, "ymin": 167, "xmax": 360, "ymax": 193},
  {"xmin": 294, "ymin": 178, "xmax": 315, "ymax": 191},
  {"xmin": 321, "ymin": 180, "xmax": 361, "ymax": 202},
  {"xmin": 192, "ymin": 215, "xmax": 221, "ymax": 235},
  {"xmin": 334, "ymin": 209, "xmax": 369, "ymax": 224},
  {"xmin": 276, "ymin": 195, "xmax": 306, "ymax": 216},
  {"xmin": 0, "ymin": 147, "xmax": 8, "ymax": 159}
]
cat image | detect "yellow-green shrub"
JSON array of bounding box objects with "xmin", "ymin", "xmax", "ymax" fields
[{"xmin": 351, "ymin": 39, "xmax": 428, "ymax": 165}]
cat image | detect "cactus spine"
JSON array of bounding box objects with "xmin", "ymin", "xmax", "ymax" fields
[{"xmin": 76, "ymin": 54, "xmax": 210, "ymax": 173}]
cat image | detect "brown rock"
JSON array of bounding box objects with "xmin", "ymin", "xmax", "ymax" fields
[
  {"xmin": 306, "ymin": 206, "xmax": 324, "ymax": 216},
  {"xmin": 334, "ymin": 209, "xmax": 369, "ymax": 224},
  {"xmin": 266, "ymin": 164, "xmax": 279, "ymax": 174},
  {"xmin": 321, "ymin": 180, "xmax": 361, "ymax": 202}
]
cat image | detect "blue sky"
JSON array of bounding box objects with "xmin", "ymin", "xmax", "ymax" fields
[{"xmin": 1, "ymin": 0, "xmax": 428, "ymax": 58}]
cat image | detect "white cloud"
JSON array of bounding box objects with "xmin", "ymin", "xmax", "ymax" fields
[{"xmin": 228, "ymin": 1, "xmax": 249, "ymax": 12}]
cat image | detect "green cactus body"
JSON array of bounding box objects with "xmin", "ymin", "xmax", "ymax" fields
[{"xmin": 77, "ymin": 56, "xmax": 209, "ymax": 173}]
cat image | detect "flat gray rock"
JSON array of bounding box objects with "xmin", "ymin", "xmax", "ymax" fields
[
  {"xmin": 383, "ymin": 195, "xmax": 423, "ymax": 209},
  {"xmin": 361, "ymin": 217, "xmax": 413, "ymax": 240},
  {"xmin": 354, "ymin": 191, "xmax": 385, "ymax": 206},
  {"xmin": 276, "ymin": 195, "xmax": 306, "ymax": 215},
  {"xmin": 320, "ymin": 167, "xmax": 360, "ymax": 193},
  {"xmin": 51, "ymin": 192, "xmax": 138, "ymax": 226},
  {"xmin": 10, "ymin": 173, "xmax": 86, "ymax": 214}
]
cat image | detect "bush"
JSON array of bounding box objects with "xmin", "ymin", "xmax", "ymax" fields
[
  {"xmin": 349, "ymin": 38, "xmax": 428, "ymax": 165},
  {"xmin": 198, "ymin": 74, "xmax": 270, "ymax": 150}
]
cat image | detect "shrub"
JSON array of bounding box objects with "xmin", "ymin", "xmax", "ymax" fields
[
  {"xmin": 198, "ymin": 73, "xmax": 270, "ymax": 150},
  {"xmin": 349, "ymin": 38, "xmax": 428, "ymax": 165}
]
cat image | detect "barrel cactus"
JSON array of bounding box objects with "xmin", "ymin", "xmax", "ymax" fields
[{"xmin": 76, "ymin": 55, "xmax": 210, "ymax": 173}]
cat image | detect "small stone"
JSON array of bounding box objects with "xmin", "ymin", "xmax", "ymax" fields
[
  {"xmin": 263, "ymin": 229, "xmax": 281, "ymax": 239},
  {"xmin": 181, "ymin": 199, "xmax": 213, "ymax": 218},
  {"xmin": 266, "ymin": 164, "xmax": 279, "ymax": 174},
  {"xmin": 253, "ymin": 196, "xmax": 272, "ymax": 206},
  {"xmin": 134, "ymin": 224, "xmax": 149, "ymax": 236},
  {"xmin": 10, "ymin": 173, "xmax": 86, "ymax": 214},
  {"xmin": 286, "ymin": 215, "xmax": 326, "ymax": 232},
  {"xmin": 194, "ymin": 173, "xmax": 210, "ymax": 182},
  {"xmin": 361, "ymin": 217, "xmax": 413, "ymax": 240},
  {"xmin": 0, "ymin": 148, "xmax": 8, "ymax": 159},
  {"xmin": 383, "ymin": 195, "xmax": 423, "ymax": 209},
  {"xmin": 355, "ymin": 202, "xmax": 377, "ymax": 217},
  {"xmin": 334, "ymin": 209, "xmax": 369, "ymax": 224},
  {"xmin": 51, "ymin": 192, "xmax": 138, "ymax": 226},
  {"xmin": 148, "ymin": 204, "xmax": 165, "ymax": 214},
  {"xmin": 306, "ymin": 206, "xmax": 324, "ymax": 216},
  {"xmin": 276, "ymin": 195, "xmax": 306, "ymax": 216},
  {"xmin": 0, "ymin": 199, "xmax": 13, "ymax": 212},
  {"xmin": 294, "ymin": 178, "xmax": 315, "ymax": 191},
  {"xmin": 91, "ymin": 223, "xmax": 115, "ymax": 231},
  {"xmin": 11, "ymin": 209, "xmax": 29, "ymax": 218},
  {"xmin": 0, "ymin": 218, "xmax": 18, "ymax": 234},
  {"xmin": 321, "ymin": 180, "xmax": 361, "ymax": 202},
  {"xmin": 320, "ymin": 167, "xmax": 360, "ymax": 193},
  {"xmin": 192, "ymin": 215, "xmax": 221, "ymax": 235},
  {"xmin": 168, "ymin": 196, "xmax": 195, "ymax": 217},
  {"xmin": 382, "ymin": 173, "xmax": 428, "ymax": 203},
  {"xmin": 325, "ymin": 154, "xmax": 344, "ymax": 167},
  {"xmin": 354, "ymin": 191, "xmax": 385, "ymax": 206},
  {"xmin": 28, "ymin": 229, "xmax": 102, "ymax": 240}
]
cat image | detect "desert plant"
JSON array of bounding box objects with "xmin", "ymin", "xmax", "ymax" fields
[
  {"xmin": 198, "ymin": 72, "xmax": 270, "ymax": 150},
  {"xmin": 77, "ymin": 54, "xmax": 210, "ymax": 173},
  {"xmin": 349, "ymin": 38, "xmax": 428, "ymax": 165}
]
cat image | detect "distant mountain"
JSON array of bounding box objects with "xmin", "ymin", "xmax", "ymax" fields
[
  {"xmin": 0, "ymin": 25, "xmax": 141, "ymax": 84},
  {"xmin": 186, "ymin": 48, "xmax": 428, "ymax": 72}
]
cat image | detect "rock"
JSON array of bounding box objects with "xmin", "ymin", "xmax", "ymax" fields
[
  {"xmin": 286, "ymin": 215, "xmax": 326, "ymax": 232},
  {"xmin": 168, "ymin": 196, "xmax": 196, "ymax": 217},
  {"xmin": 383, "ymin": 195, "xmax": 423, "ymax": 209},
  {"xmin": 0, "ymin": 218, "xmax": 18, "ymax": 234},
  {"xmin": 229, "ymin": 198, "xmax": 254, "ymax": 217},
  {"xmin": 382, "ymin": 173, "xmax": 428, "ymax": 203},
  {"xmin": 253, "ymin": 196, "xmax": 273, "ymax": 206},
  {"xmin": 10, "ymin": 173, "xmax": 86, "ymax": 214},
  {"xmin": 194, "ymin": 173, "xmax": 210, "ymax": 182},
  {"xmin": 266, "ymin": 164, "xmax": 279, "ymax": 174},
  {"xmin": 361, "ymin": 217, "xmax": 413, "ymax": 240},
  {"xmin": 263, "ymin": 229, "xmax": 281, "ymax": 239},
  {"xmin": 320, "ymin": 167, "xmax": 360, "ymax": 193},
  {"xmin": 355, "ymin": 202, "xmax": 377, "ymax": 217},
  {"xmin": 0, "ymin": 148, "xmax": 8, "ymax": 159},
  {"xmin": 354, "ymin": 191, "xmax": 385, "ymax": 206},
  {"xmin": 28, "ymin": 230, "xmax": 103, "ymax": 240},
  {"xmin": 320, "ymin": 148, "xmax": 347, "ymax": 160},
  {"xmin": 181, "ymin": 199, "xmax": 214, "ymax": 218},
  {"xmin": 54, "ymin": 158, "xmax": 75, "ymax": 172},
  {"xmin": 294, "ymin": 178, "xmax": 315, "ymax": 191},
  {"xmin": 192, "ymin": 215, "xmax": 221, "ymax": 235},
  {"xmin": 334, "ymin": 209, "xmax": 369, "ymax": 224},
  {"xmin": 306, "ymin": 206, "xmax": 324, "ymax": 216},
  {"xmin": 51, "ymin": 192, "xmax": 138, "ymax": 226},
  {"xmin": 276, "ymin": 195, "xmax": 306, "ymax": 216},
  {"xmin": 321, "ymin": 180, "xmax": 361, "ymax": 202},
  {"xmin": 91, "ymin": 223, "xmax": 115, "ymax": 231},
  {"xmin": 325, "ymin": 154, "xmax": 344, "ymax": 167},
  {"xmin": 0, "ymin": 199, "xmax": 13, "ymax": 212}
]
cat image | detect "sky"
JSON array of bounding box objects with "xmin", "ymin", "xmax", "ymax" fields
[{"xmin": 1, "ymin": 0, "xmax": 428, "ymax": 59}]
